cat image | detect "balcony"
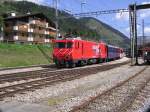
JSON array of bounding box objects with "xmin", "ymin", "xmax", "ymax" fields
[
  {"xmin": 13, "ymin": 25, "xmax": 28, "ymax": 32},
  {"xmin": 45, "ymin": 31, "xmax": 49, "ymax": 35},
  {"xmin": 13, "ymin": 36, "xmax": 28, "ymax": 41},
  {"xmin": 49, "ymin": 31, "xmax": 56, "ymax": 36},
  {"xmin": 34, "ymin": 37, "xmax": 44, "ymax": 43},
  {"xmin": 27, "ymin": 37, "xmax": 34, "ymax": 42},
  {"xmin": 19, "ymin": 25, "xmax": 28, "ymax": 32},
  {"xmin": 44, "ymin": 39, "xmax": 50, "ymax": 43},
  {"xmin": 30, "ymin": 20, "xmax": 47, "ymax": 27},
  {"xmin": 34, "ymin": 29, "xmax": 45, "ymax": 35}
]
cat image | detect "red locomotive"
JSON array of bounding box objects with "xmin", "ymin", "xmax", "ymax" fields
[{"xmin": 52, "ymin": 37, "xmax": 123, "ymax": 67}]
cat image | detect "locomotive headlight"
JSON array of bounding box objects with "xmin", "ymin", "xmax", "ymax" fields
[
  {"xmin": 65, "ymin": 54, "xmax": 71, "ymax": 60},
  {"xmin": 66, "ymin": 56, "xmax": 69, "ymax": 59}
]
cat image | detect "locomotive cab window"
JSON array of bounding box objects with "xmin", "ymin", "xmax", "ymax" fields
[
  {"xmin": 55, "ymin": 42, "xmax": 66, "ymax": 48},
  {"xmin": 66, "ymin": 42, "xmax": 73, "ymax": 48},
  {"xmin": 54, "ymin": 42, "xmax": 73, "ymax": 48}
]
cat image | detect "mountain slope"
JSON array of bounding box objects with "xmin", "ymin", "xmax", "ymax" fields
[
  {"xmin": 79, "ymin": 17, "xmax": 130, "ymax": 48},
  {"xmin": 0, "ymin": 1, "xmax": 130, "ymax": 48}
]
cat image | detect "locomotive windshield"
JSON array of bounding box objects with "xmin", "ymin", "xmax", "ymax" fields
[
  {"xmin": 55, "ymin": 42, "xmax": 72, "ymax": 48},
  {"xmin": 66, "ymin": 42, "xmax": 72, "ymax": 48}
]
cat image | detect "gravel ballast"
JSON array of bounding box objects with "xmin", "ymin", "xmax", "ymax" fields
[
  {"xmin": 75, "ymin": 67, "xmax": 150, "ymax": 112},
  {"xmin": 0, "ymin": 58, "xmax": 149, "ymax": 112}
]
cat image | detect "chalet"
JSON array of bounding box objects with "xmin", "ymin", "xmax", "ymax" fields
[{"xmin": 3, "ymin": 13, "xmax": 56, "ymax": 44}]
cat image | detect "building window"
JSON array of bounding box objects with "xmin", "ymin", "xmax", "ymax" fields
[
  {"xmin": 40, "ymin": 35, "xmax": 43, "ymax": 38},
  {"xmin": 5, "ymin": 23, "xmax": 9, "ymax": 27},
  {"xmin": 31, "ymin": 25, "xmax": 36, "ymax": 29},
  {"xmin": 33, "ymin": 34, "xmax": 36, "ymax": 38},
  {"xmin": 14, "ymin": 32, "xmax": 17, "ymax": 36},
  {"xmin": 22, "ymin": 33, "xmax": 25, "ymax": 37},
  {"xmin": 5, "ymin": 32, "xmax": 8, "ymax": 36},
  {"xmin": 39, "ymin": 27, "xmax": 42, "ymax": 30}
]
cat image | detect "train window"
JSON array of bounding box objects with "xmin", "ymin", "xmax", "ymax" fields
[
  {"xmin": 76, "ymin": 42, "xmax": 77, "ymax": 48},
  {"xmin": 67, "ymin": 42, "xmax": 72, "ymax": 48},
  {"xmin": 147, "ymin": 52, "xmax": 150, "ymax": 56},
  {"xmin": 75, "ymin": 42, "xmax": 79, "ymax": 49},
  {"xmin": 55, "ymin": 42, "xmax": 66, "ymax": 48}
]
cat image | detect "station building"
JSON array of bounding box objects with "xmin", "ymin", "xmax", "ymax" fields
[{"xmin": 1, "ymin": 13, "xmax": 56, "ymax": 44}]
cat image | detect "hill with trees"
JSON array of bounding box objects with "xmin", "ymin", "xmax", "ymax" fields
[{"xmin": 0, "ymin": 1, "xmax": 130, "ymax": 48}]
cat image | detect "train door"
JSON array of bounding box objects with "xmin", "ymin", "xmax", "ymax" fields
[
  {"xmin": 82, "ymin": 42, "xmax": 84, "ymax": 58},
  {"xmin": 106, "ymin": 45, "xmax": 109, "ymax": 59}
]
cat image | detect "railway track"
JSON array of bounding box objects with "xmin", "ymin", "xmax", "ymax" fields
[
  {"xmin": 71, "ymin": 66, "xmax": 149, "ymax": 112},
  {"xmin": 0, "ymin": 61, "xmax": 129, "ymax": 83},
  {"xmin": 0, "ymin": 67, "xmax": 58, "ymax": 83},
  {"xmin": 0, "ymin": 61, "xmax": 129, "ymax": 100}
]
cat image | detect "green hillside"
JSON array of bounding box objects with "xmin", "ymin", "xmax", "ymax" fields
[
  {"xmin": 79, "ymin": 17, "xmax": 130, "ymax": 48},
  {"xmin": 0, "ymin": 1, "xmax": 130, "ymax": 48},
  {"xmin": 0, "ymin": 43, "xmax": 53, "ymax": 68}
]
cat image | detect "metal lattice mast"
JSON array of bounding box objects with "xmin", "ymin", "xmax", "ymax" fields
[
  {"xmin": 142, "ymin": 19, "xmax": 145, "ymax": 46},
  {"xmin": 55, "ymin": 0, "xmax": 59, "ymax": 38},
  {"xmin": 129, "ymin": 6, "xmax": 134, "ymax": 65}
]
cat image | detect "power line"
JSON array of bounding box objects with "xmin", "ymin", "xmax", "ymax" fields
[
  {"xmin": 74, "ymin": 9, "xmax": 129, "ymax": 17},
  {"xmin": 59, "ymin": 8, "xmax": 129, "ymax": 19}
]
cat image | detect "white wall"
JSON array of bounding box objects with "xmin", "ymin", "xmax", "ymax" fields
[{"xmin": 0, "ymin": 27, "xmax": 4, "ymax": 41}]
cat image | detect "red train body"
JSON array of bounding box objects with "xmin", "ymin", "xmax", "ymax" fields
[{"xmin": 52, "ymin": 38, "xmax": 123, "ymax": 67}]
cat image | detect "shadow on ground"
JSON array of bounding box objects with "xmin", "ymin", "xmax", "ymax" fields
[
  {"xmin": 0, "ymin": 109, "xmax": 3, "ymax": 112},
  {"xmin": 145, "ymin": 106, "xmax": 150, "ymax": 112}
]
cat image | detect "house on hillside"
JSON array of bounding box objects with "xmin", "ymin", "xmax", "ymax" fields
[
  {"xmin": 3, "ymin": 13, "xmax": 56, "ymax": 44},
  {"xmin": 0, "ymin": 27, "xmax": 3, "ymax": 41}
]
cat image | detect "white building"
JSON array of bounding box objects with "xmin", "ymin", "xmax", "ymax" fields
[{"xmin": 0, "ymin": 27, "xmax": 4, "ymax": 41}]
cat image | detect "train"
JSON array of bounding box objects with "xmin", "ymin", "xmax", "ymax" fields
[{"xmin": 52, "ymin": 37, "xmax": 123, "ymax": 67}]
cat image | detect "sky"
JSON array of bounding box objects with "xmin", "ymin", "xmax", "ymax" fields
[{"xmin": 16, "ymin": 0, "xmax": 150, "ymax": 39}]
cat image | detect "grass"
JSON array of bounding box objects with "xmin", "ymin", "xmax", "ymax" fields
[
  {"xmin": 47, "ymin": 96, "xmax": 73, "ymax": 106},
  {"xmin": 0, "ymin": 43, "xmax": 53, "ymax": 68},
  {"xmin": 48, "ymin": 97, "xmax": 66, "ymax": 106}
]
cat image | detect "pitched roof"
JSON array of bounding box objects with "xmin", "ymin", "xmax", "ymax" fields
[{"xmin": 4, "ymin": 13, "xmax": 56, "ymax": 28}]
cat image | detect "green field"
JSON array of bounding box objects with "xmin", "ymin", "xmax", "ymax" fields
[{"xmin": 0, "ymin": 43, "xmax": 53, "ymax": 68}]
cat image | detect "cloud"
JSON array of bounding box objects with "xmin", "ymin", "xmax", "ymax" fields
[
  {"xmin": 139, "ymin": 9, "xmax": 150, "ymax": 18},
  {"xmin": 142, "ymin": 1, "xmax": 150, "ymax": 4},
  {"xmin": 115, "ymin": 12, "xmax": 129, "ymax": 21},
  {"xmin": 124, "ymin": 25, "xmax": 141, "ymax": 36},
  {"xmin": 125, "ymin": 27, "xmax": 130, "ymax": 33},
  {"xmin": 145, "ymin": 27, "xmax": 150, "ymax": 33},
  {"xmin": 123, "ymin": 27, "xmax": 130, "ymax": 37},
  {"xmin": 15, "ymin": 0, "xmax": 45, "ymax": 5},
  {"xmin": 139, "ymin": 2, "xmax": 150, "ymax": 18}
]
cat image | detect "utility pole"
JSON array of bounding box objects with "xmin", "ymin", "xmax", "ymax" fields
[
  {"xmin": 129, "ymin": 3, "xmax": 138, "ymax": 65},
  {"xmin": 134, "ymin": 4, "xmax": 138, "ymax": 65},
  {"xmin": 142, "ymin": 19, "xmax": 145, "ymax": 46},
  {"xmin": 129, "ymin": 5, "xmax": 134, "ymax": 65},
  {"xmin": 55, "ymin": 0, "xmax": 59, "ymax": 39},
  {"xmin": 81, "ymin": 0, "xmax": 86, "ymax": 13}
]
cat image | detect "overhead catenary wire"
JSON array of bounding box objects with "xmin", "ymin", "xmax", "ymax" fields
[{"xmin": 58, "ymin": 8, "xmax": 129, "ymax": 19}]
